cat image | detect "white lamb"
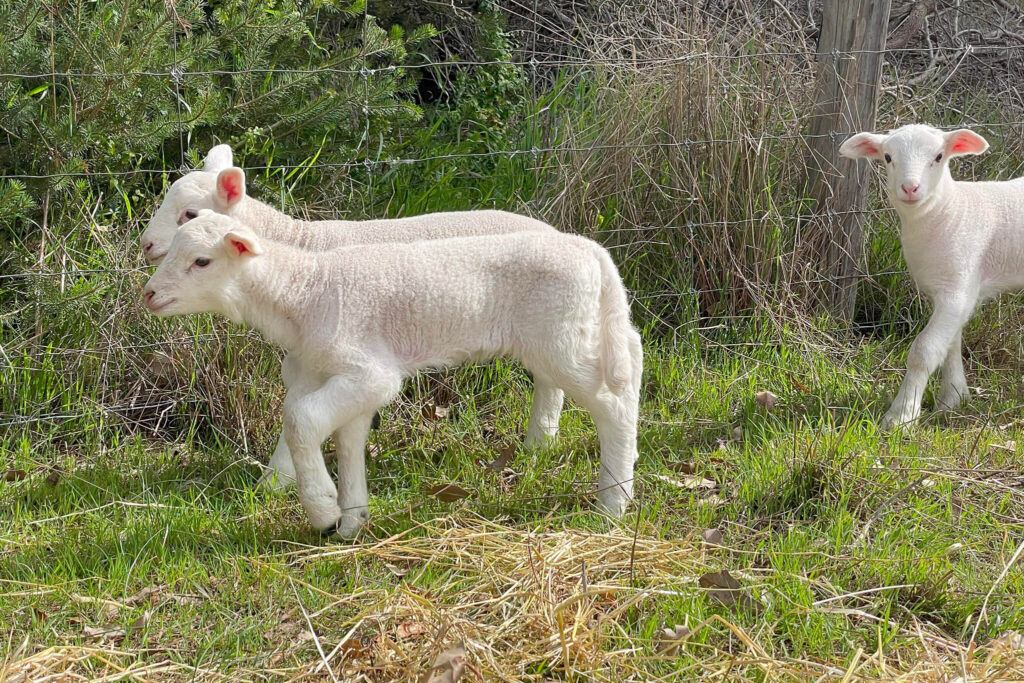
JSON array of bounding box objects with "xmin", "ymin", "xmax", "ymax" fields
[
  {"xmin": 840, "ymin": 123, "xmax": 1024, "ymax": 427},
  {"xmin": 143, "ymin": 211, "xmax": 642, "ymax": 538},
  {"xmin": 141, "ymin": 145, "xmax": 562, "ymax": 487}
]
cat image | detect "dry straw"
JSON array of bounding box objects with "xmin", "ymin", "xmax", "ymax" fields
[{"xmin": 4, "ymin": 514, "xmax": 1024, "ymax": 681}]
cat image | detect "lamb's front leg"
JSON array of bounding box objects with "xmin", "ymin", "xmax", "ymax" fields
[
  {"xmin": 883, "ymin": 294, "xmax": 976, "ymax": 428},
  {"xmin": 936, "ymin": 328, "xmax": 970, "ymax": 411},
  {"xmin": 283, "ymin": 368, "xmax": 401, "ymax": 534}
]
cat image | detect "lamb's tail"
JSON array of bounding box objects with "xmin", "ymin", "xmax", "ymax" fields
[{"xmin": 596, "ymin": 248, "xmax": 634, "ymax": 395}]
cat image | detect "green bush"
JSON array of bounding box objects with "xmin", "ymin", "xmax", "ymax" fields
[{"xmin": 0, "ymin": 0, "xmax": 435, "ymax": 228}]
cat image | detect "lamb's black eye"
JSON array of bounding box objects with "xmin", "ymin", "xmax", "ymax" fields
[
  {"xmin": 194, "ymin": 257, "xmax": 210, "ymax": 267},
  {"xmin": 884, "ymin": 153, "xmax": 892, "ymax": 163},
  {"xmin": 934, "ymin": 153, "xmax": 943, "ymax": 163},
  {"xmin": 184, "ymin": 209, "xmax": 199, "ymax": 220}
]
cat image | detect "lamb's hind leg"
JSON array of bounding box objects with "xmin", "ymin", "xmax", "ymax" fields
[
  {"xmin": 936, "ymin": 329, "xmax": 969, "ymax": 411},
  {"xmin": 553, "ymin": 358, "xmax": 639, "ymax": 517},
  {"xmin": 583, "ymin": 388, "xmax": 639, "ymax": 517},
  {"xmin": 524, "ymin": 376, "xmax": 564, "ymax": 447}
]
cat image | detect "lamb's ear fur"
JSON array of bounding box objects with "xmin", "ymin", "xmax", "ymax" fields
[
  {"xmin": 944, "ymin": 129, "xmax": 989, "ymax": 157},
  {"xmin": 839, "ymin": 132, "xmax": 887, "ymax": 160},
  {"xmin": 214, "ymin": 167, "xmax": 246, "ymax": 210},
  {"xmin": 203, "ymin": 144, "xmax": 234, "ymax": 174},
  {"xmin": 223, "ymin": 228, "xmax": 263, "ymax": 258}
]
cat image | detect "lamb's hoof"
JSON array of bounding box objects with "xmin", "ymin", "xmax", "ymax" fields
[
  {"xmin": 319, "ymin": 510, "xmax": 369, "ymax": 541},
  {"xmin": 595, "ymin": 491, "xmax": 631, "ymax": 519},
  {"xmin": 523, "ymin": 432, "xmax": 558, "ymax": 449},
  {"xmin": 257, "ymin": 469, "xmax": 295, "ymax": 492},
  {"xmin": 935, "ymin": 388, "xmax": 969, "ymax": 413},
  {"xmin": 881, "ymin": 406, "xmax": 920, "ymax": 430}
]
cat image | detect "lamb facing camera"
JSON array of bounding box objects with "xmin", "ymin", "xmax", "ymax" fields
[
  {"xmin": 840, "ymin": 123, "xmax": 1024, "ymax": 427},
  {"xmin": 143, "ymin": 211, "xmax": 642, "ymax": 538}
]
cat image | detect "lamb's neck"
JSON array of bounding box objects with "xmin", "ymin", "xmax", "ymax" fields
[
  {"xmin": 235, "ymin": 197, "xmax": 341, "ymax": 250},
  {"xmin": 232, "ymin": 250, "xmax": 322, "ymax": 353},
  {"xmin": 895, "ymin": 175, "xmax": 959, "ymax": 231}
]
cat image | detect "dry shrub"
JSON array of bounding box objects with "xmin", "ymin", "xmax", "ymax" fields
[{"xmin": 531, "ymin": 14, "xmax": 821, "ymax": 330}]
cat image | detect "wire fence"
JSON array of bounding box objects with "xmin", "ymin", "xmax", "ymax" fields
[{"xmin": 4, "ymin": 1, "xmax": 1024, "ymax": 451}]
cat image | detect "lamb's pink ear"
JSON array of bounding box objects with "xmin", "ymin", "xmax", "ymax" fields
[
  {"xmin": 944, "ymin": 129, "xmax": 989, "ymax": 157},
  {"xmin": 202, "ymin": 144, "xmax": 233, "ymax": 174},
  {"xmin": 214, "ymin": 167, "xmax": 246, "ymax": 209},
  {"xmin": 839, "ymin": 132, "xmax": 887, "ymax": 160},
  {"xmin": 223, "ymin": 229, "xmax": 263, "ymax": 259}
]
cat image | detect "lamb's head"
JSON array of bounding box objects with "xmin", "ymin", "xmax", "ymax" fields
[
  {"xmin": 840, "ymin": 124, "xmax": 988, "ymax": 209},
  {"xmin": 140, "ymin": 144, "xmax": 248, "ymax": 264},
  {"xmin": 143, "ymin": 210, "xmax": 263, "ymax": 318}
]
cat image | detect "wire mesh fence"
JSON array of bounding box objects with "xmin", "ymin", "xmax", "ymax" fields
[{"xmin": 3, "ymin": 0, "xmax": 1024, "ymax": 447}]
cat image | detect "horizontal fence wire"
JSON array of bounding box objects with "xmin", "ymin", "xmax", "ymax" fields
[
  {"xmin": 1, "ymin": 41, "xmax": 1023, "ymax": 79},
  {"xmin": 4, "ymin": 130, "xmax": 1024, "ymax": 180}
]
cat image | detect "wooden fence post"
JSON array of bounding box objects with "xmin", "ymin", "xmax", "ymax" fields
[{"xmin": 806, "ymin": 0, "xmax": 891, "ymax": 319}]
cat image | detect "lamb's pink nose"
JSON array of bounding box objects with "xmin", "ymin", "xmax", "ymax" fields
[
  {"xmin": 901, "ymin": 183, "xmax": 920, "ymax": 198},
  {"xmin": 143, "ymin": 241, "xmax": 153, "ymax": 253},
  {"xmin": 143, "ymin": 289, "xmax": 156, "ymax": 308}
]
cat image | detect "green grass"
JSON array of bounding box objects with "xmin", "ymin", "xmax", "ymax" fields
[{"xmin": 4, "ymin": 319, "xmax": 1024, "ymax": 680}]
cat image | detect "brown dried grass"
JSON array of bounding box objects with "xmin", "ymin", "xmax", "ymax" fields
[{"xmin": 6, "ymin": 515, "xmax": 1023, "ymax": 682}]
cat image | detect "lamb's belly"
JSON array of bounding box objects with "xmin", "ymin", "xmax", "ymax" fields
[
  {"xmin": 394, "ymin": 337, "xmax": 513, "ymax": 374},
  {"xmin": 980, "ymin": 273, "xmax": 1024, "ymax": 300}
]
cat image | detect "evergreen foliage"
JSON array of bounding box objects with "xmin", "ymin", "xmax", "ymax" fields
[{"xmin": 0, "ymin": 0, "xmax": 436, "ymax": 227}]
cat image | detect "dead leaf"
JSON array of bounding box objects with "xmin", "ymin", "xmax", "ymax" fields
[
  {"xmin": 699, "ymin": 569, "xmax": 756, "ymax": 610},
  {"xmin": 755, "ymin": 390, "xmax": 777, "ymax": 409},
  {"xmin": 485, "ymin": 444, "xmax": 515, "ymax": 472},
  {"xmin": 656, "ymin": 624, "xmax": 691, "ymax": 656},
  {"xmin": 667, "ymin": 461, "xmax": 697, "ymax": 474},
  {"xmin": 126, "ymin": 610, "xmax": 151, "ymax": 632},
  {"xmin": 386, "ymin": 563, "xmax": 411, "ymax": 578},
  {"xmin": 789, "ymin": 375, "xmax": 810, "ymax": 393},
  {"xmin": 397, "ymin": 622, "xmax": 428, "ymax": 640},
  {"xmin": 422, "ymin": 402, "xmax": 449, "ymax": 422},
  {"xmin": 126, "ymin": 585, "xmax": 162, "ymax": 606},
  {"xmin": 702, "ymin": 528, "xmax": 724, "ymax": 545},
  {"xmin": 423, "ymin": 641, "xmax": 467, "ymax": 683},
  {"xmin": 264, "ymin": 619, "xmax": 301, "ymax": 641},
  {"xmin": 989, "ymin": 440, "xmax": 1017, "ymax": 453},
  {"xmin": 83, "ymin": 624, "xmax": 126, "ymax": 643},
  {"xmin": 338, "ymin": 638, "xmax": 368, "ymax": 659},
  {"xmin": 426, "ymin": 483, "xmax": 472, "ymax": 502},
  {"xmin": 682, "ymin": 475, "xmax": 717, "ymax": 490},
  {"xmin": 145, "ymin": 352, "xmax": 176, "ymax": 383},
  {"xmin": 992, "ymin": 630, "xmax": 1024, "ymax": 651},
  {"xmin": 698, "ymin": 495, "xmax": 728, "ymax": 507},
  {"xmin": 2, "ymin": 469, "xmax": 28, "ymax": 482},
  {"xmin": 45, "ymin": 470, "xmax": 61, "ymax": 485}
]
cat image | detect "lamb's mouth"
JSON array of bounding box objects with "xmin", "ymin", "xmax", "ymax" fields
[{"xmin": 146, "ymin": 297, "xmax": 176, "ymax": 313}]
